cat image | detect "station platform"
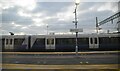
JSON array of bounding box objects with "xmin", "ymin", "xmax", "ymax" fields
[{"xmin": 1, "ymin": 51, "xmax": 119, "ymax": 55}]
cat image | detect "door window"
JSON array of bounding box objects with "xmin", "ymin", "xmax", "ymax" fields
[
  {"xmin": 47, "ymin": 38, "xmax": 54, "ymax": 45},
  {"xmin": 90, "ymin": 38, "xmax": 93, "ymax": 44},
  {"xmin": 10, "ymin": 39, "xmax": 12, "ymax": 44},
  {"xmin": 6, "ymin": 39, "xmax": 9, "ymax": 44},
  {"xmin": 94, "ymin": 38, "xmax": 97, "ymax": 44}
]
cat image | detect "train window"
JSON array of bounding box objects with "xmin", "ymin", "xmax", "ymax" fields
[
  {"xmin": 110, "ymin": 37, "xmax": 119, "ymax": 44},
  {"xmin": 14, "ymin": 38, "xmax": 25, "ymax": 46},
  {"xmin": 68, "ymin": 39, "xmax": 72, "ymax": 44},
  {"xmin": 56, "ymin": 38, "xmax": 63, "ymax": 45},
  {"xmin": 47, "ymin": 39, "xmax": 49, "ymax": 44},
  {"xmin": 56, "ymin": 38, "xmax": 76, "ymax": 45},
  {"xmin": 6, "ymin": 39, "xmax": 9, "ymax": 44},
  {"xmin": 62, "ymin": 38, "xmax": 67, "ymax": 44},
  {"xmin": 35, "ymin": 38, "xmax": 45, "ymax": 45},
  {"xmin": 2, "ymin": 39, "xmax": 5, "ymax": 47},
  {"xmin": 51, "ymin": 39, "xmax": 54, "ymax": 44},
  {"xmin": 68, "ymin": 38, "xmax": 75, "ymax": 45},
  {"xmin": 59, "ymin": 38, "xmax": 63, "ymax": 44},
  {"xmin": 99, "ymin": 37, "xmax": 110, "ymax": 44},
  {"xmin": 47, "ymin": 38, "xmax": 54, "ymax": 45},
  {"xmin": 90, "ymin": 38, "xmax": 93, "ymax": 44},
  {"xmin": 94, "ymin": 38, "xmax": 97, "ymax": 44},
  {"xmin": 78, "ymin": 38, "xmax": 89, "ymax": 44},
  {"xmin": 10, "ymin": 39, "xmax": 12, "ymax": 44}
]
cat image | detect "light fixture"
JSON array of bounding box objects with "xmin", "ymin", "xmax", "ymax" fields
[{"xmin": 75, "ymin": 0, "xmax": 80, "ymax": 5}]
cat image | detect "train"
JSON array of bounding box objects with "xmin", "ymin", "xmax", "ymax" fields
[{"xmin": 1, "ymin": 33, "xmax": 120, "ymax": 52}]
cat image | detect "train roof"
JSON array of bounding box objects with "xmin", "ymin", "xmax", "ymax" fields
[{"xmin": 1, "ymin": 33, "xmax": 120, "ymax": 39}]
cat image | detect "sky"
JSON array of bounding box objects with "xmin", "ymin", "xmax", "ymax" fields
[{"xmin": 0, "ymin": 0, "xmax": 119, "ymax": 35}]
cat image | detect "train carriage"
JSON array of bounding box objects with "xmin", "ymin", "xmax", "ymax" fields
[
  {"xmin": 1, "ymin": 35, "xmax": 29, "ymax": 51},
  {"xmin": 1, "ymin": 33, "xmax": 120, "ymax": 52}
]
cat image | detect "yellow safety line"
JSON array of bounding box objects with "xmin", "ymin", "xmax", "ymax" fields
[{"xmin": 1, "ymin": 64, "xmax": 119, "ymax": 69}]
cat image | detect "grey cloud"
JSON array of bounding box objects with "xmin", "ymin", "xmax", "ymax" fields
[
  {"xmin": 77, "ymin": 2, "xmax": 118, "ymax": 30},
  {"xmin": 2, "ymin": 7, "xmax": 20, "ymax": 23},
  {"xmin": 42, "ymin": 17, "xmax": 58, "ymax": 24},
  {"xmin": 2, "ymin": 6, "xmax": 33, "ymax": 25},
  {"xmin": 15, "ymin": 17, "xmax": 33, "ymax": 25},
  {"xmin": 44, "ymin": 20, "xmax": 74, "ymax": 33},
  {"xmin": 78, "ymin": 2, "xmax": 99, "ymax": 10},
  {"xmin": 32, "ymin": 2, "xmax": 73, "ymax": 16},
  {"xmin": 2, "ymin": 22, "xmax": 20, "ymax": 33}
]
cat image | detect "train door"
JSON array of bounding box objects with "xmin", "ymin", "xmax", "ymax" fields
[
  {"xmin": 89, "ymin": 37, "xmax": 99, "ymax": 48},
  {"xmin": 45, "ymin": 37, "xmax": 55, "ymax": 49},
  {"xmin": 5, "ymin": 38, "xmax": 14, "ymax": 49}
]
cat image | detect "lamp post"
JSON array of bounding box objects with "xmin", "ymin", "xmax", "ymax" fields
[
  {"xmin": 9, "ymin": 32, "xmax": 14, "ymax": 35},
  {"xmin": 46, "ymin": 24, "xmax": 48, "ymax": 35},
  {"xmin": 73, "ymin": 0, "xmax": 80, "ymax": 56}
]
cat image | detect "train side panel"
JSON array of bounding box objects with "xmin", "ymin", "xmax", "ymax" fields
[
  {"xmin": 55, "ymin": 38, "xmax": 75, "ymax": 51},
  {"xmin": 99, "ymin": 37, "xmax": 120, "ymax": 51},
  {"xmin": 78, "ymin": 38, "xmax": 89, "ymax": 51},
  {"xmin": 30, "ymin": 38, "xmax": 45, "ymax": 51}
]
